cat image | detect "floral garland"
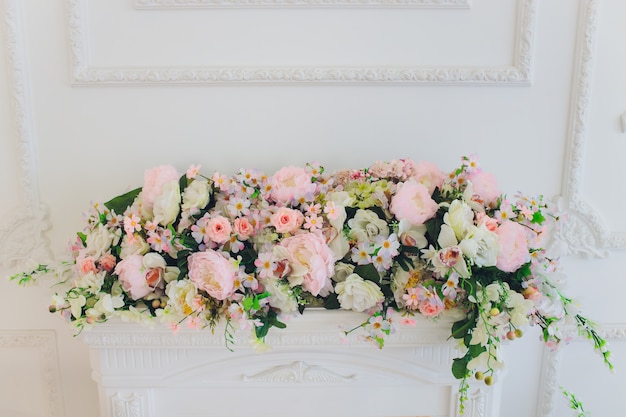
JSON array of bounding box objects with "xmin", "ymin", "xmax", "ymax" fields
[{"xmin": 12, "ymin": 155, "xmax": 612, "ymax": 413}]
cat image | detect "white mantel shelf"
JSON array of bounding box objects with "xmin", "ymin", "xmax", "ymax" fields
[{"xmin": 81, "ymin": 310, "xmax": 502, "ymax": 417}]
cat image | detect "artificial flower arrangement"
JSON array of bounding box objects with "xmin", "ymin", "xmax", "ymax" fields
[{"xmin": 12, "ymin": 155, "xmax": 612, "ymax": 413}]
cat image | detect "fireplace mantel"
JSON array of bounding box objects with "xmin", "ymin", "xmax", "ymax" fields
[{"xmin": 82, "ymin": 310, "xmax": 502, "ymax": 417}]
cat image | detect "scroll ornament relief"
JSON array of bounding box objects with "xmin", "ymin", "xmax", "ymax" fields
[
  {"xmin": 242, "ymin": 360, "xmax": 357, "ymax": 383},
  {"xmin": 111, "ymin": 393, "xmax": 145, "ymax": 417},
  {"xmin": 555, "ymin": 0, "xmax": 626, "ymax": 257}
]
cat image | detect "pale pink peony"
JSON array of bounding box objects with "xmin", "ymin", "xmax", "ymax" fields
[
  {"xmin": 115, "ymin": 255, "xmax": 154, "ymax": 300},
  {"xmin": 495, "ymin": 220, "xmax": 530, "ymax": 272},
  {"xmin": 279, "ymin": 233, "xmax": 335, "ymax": 297},
  {"xmin": 271, "ymin": 207, "xmax": 305, "ymax": 234},
  {"xmin": 468, "ymin": 170, "xmax": 500, "ymax": 207},
  {"xmin": 390, "ymin": 180, "xmax": 439, "ymax": 225},
  {"xmin": 270, "ymin": 166, "xmax": 317, "ymax": 205},
  {"xmin": 233, "ymin": 217, "xmax": 255, "ymax": 240},
  {"xmin": 206, "ymin": 216, "xmax": 232, "ymax": 244},
  {"xmin": 142, "ymin": 165, "xmax": 180, "ymax": 212},
  {"xmin": 188, "ymin": 250, "xmax": 237, "ymax": 300},
  {"xmin": 412, "ymin": 161, "xmax": 445, "ymax": 194}
]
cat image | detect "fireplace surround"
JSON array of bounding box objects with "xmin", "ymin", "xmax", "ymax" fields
[{"xmin": 81, "ymin": 310, "xmax": 502, "ymax": 417}]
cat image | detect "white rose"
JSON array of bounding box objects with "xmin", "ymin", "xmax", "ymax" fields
[
  {"xmin": 444, "ymin": 200, "xmax": 474, "ymax": 241},
  {"xmin": 86, "ymin": 224, "xmax": 118, "ymax": 259},
  {"xmin": 182, "ymin": 179, "xmax": 211, "ymax": 211},
  {"xmin": 335, "ymin": 273, "xmax": 384, "ymax": 312},
  {"xmin": 119, "ymin": 234, "xmax": 150, "ymax": 259},
  {"xmin": 348, "ymin": 209, "xmax": 389, "ymax": 243},
  {"xmin": 332, "ymin": 262, "xmax": 355, "ymax": 282},
  {"xmin": 153, "ymin": 180, "xmax": 181, "ymax": 226}
]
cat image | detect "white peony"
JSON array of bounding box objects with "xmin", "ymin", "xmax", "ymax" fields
[
  {"xmin": 86, "ymin": 224, "xmax": 120, "ymax": 259},
  {"xmin": 153, "ymin": 180, "xmax": 181, "ymax": 226},
  {"xmin": 335, "ymin": 273, "xmax": 384, "ymax": 312},
  {"xmin": 397, "ymin": 219, "xmax": 428, "ymax": 248}
]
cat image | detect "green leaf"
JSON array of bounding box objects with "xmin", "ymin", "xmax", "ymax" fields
[
  {"xmin": 178, "ymin": 174, "xmax": 189, "ymax": 195},
  {"xmin": 450, "ymin": 310, "xmax": 476, "ymax": 340},
  {"xmin": 242, "ymin": 297, "xmax": 254, "ymax": 311},
  {"xmin": 255, "ymin": 323, "xmax": 269, "ymax": 339},
  {"xmin": 468, "ymin": 344, "xmax": 486, "ymax": 358},
  {"xmin": 531, "ymin": 210, "xmax": 546, "ymax": 225},
  {"xmin": 354, "ymin": 264, "xmax": 381, "ymax": 283},
  {"xmin": 104, "ymin": 187, "xmax": 142, "ymax": 215},
  {"xmin": 323, "ymin": 293, "xmax": 340, "ymax": 310},
  {"xmin": 77, "ymin": 232, "xmax": 87, "ymax": 247},
  {"xmin": 452, "ymin": 356, "xmax": 470, "ymax": 379},
  {"xmin": 425, "ymin": 210, "xmax": 444, "ymax": 243}
]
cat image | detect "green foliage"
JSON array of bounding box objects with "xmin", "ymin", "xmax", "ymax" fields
[
  {"xmin": 104, "ymin": 187, "xmax": 141, "ymax": 214},
  {"xmin": 9, "ymin": 264, "xmax": 50, "ymax": 286},
  {"xmin": 354, "ymin": 264, "xmax": 381, "ymax": 284}
]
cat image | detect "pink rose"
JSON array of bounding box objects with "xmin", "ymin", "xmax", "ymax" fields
[
  {"xmin": 76, "ymin": 254, "xmax": 97, "ymax": 275},
  {"xmin": 115, "ymin": 254, "xmax": 159, "ymax": 300},
  {"xmin": 495, "ymin": 221, "xmax": 530, "ymax": 272},
  {"xmin": 233, "ymin": 217, "xmax": 255, "ymax": 240},
  {"xmin": 206, "ymin": 216, "xmax": 232, "ymax": 244},
  {"xmin": 98, "ymin": 253, "xmax": 117, "ymax": 272},
  {"xmin": 412, "ymin": 161, "xmax": 445, "ymax": 194},
  {"xmin": 468, "ymin": 170, "xmax": 500, "ymax": 207},
  {"xmin": 271, "ymin": 207, "xmax": 305, "ymax": 234},
  {"xmin": 270, "ymin": 166, "xmax": 317, "ymax": 205},
  {"xmin": 390, "ymin": 180, "xmax": 439, "ymax": 225},
  {"xmin": 418, "ymin": 297, "xmax": 445, "ymax": 317},
  {"xmin": 142, "ymin": 165, "xmax": 180, "ymax": 212},
  {"xmin": 279, "ymin": 233, "xmax": 335, "ymax": 297},
  {"xmin": 188, "ymin": 250, "xmax": 237, "ymax": 300}
]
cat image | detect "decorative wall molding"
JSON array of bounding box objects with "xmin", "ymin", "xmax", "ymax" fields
[
  {"xmin": 0, "ymin": 331, "xmax": 65, "ymax": 417},
  {"xmin": 0, "ymin": 0, "xmax": 52, "ymax": 270},
  {"xmin": 69, "ymin": 0, "xmax": 536, "ymax": 85},
  {"xmin": 134, "ymin": 0, "xmax": 471, "ymax": 9},
  {"xmin": 556, "ymin": 0, "xmax": 626, "ymax": 256},
  {"xmin": 535, "ymin": 322, "xmax": 625, "ymax": 417},
  {"xmin": 241, "ymin": 360, "xmax": 357, "ymax": 383}
]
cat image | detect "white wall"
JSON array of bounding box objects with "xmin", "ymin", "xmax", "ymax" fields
[{"xmin": 0, "ymin": 0, "xmax": 624, "ymax": 416}]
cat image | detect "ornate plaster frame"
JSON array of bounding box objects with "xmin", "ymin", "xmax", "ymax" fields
[
  {"xmin": 0, "ymin": 330, "xmax": 65, "ymax": 417},
  {"xmin": 0, "ymin": 0, "xmax": 52, "ymax": 271},
  {"xmin": 556, "ymin": 0, "xmax": 626, "ymax": 257},
  {"xmin": 535, "ymin": 323, "xmax": 626, "ymax": 417},
  {"xmin": 69, "ymin": 0, "xmax": 537, "ymax": 85}
]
